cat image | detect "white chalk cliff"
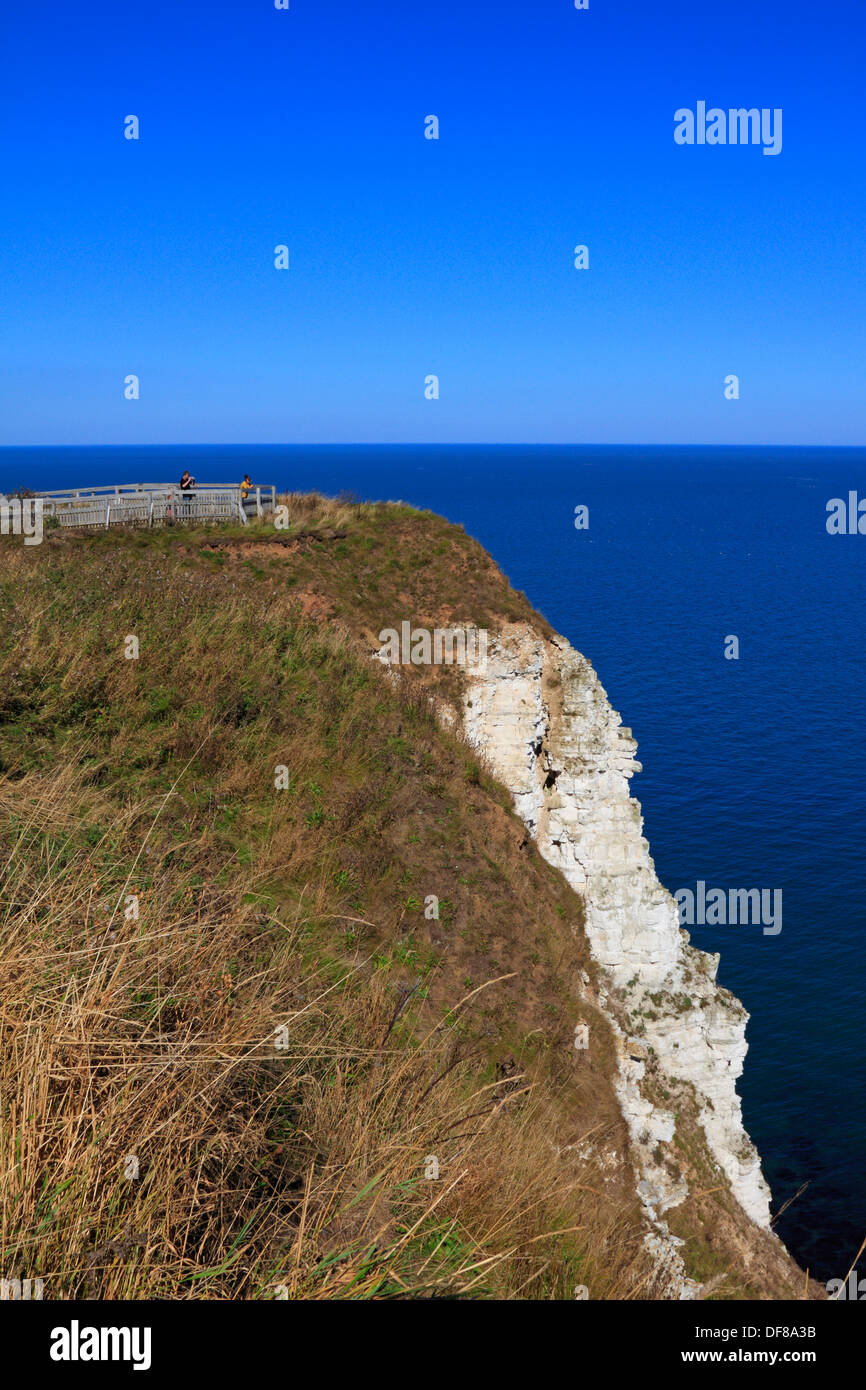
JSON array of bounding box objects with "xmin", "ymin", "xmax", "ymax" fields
[{"xmin": 455, "ymin": 624, "xmax": 772, "ymax": 1237}]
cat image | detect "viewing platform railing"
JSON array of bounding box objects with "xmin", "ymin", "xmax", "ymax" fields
[{"xmin": 34, "ymin": 483, "xmax": 278, "ymax": 529}]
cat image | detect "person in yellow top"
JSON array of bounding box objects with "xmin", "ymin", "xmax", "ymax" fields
[{"xmin": 240, "ymin": 473, "xmax": 253, "ymax": 500}]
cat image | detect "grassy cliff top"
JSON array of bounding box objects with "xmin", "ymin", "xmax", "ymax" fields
[{"xmin": 0, "ymin": 496, "xmax": 813, "ymax": 1299}]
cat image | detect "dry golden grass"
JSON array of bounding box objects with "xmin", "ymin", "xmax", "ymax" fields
[{"xmin": 0, "ymin": 763, "xmax": 654, "ymax": 1299}]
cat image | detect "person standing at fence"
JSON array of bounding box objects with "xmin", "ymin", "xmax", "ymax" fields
[{"xmin": 179, "ymin": 470, "xmax": 196, "ymax": 520}]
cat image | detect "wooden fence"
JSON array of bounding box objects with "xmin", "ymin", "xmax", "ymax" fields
[{"xmin": 35, "ymin": 483, "xmax": 277, "ymax": 530}]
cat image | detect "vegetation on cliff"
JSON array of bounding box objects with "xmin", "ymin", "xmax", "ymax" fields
[{"xmin": 0, "ymin": 496, "xmax": 814, "ymax": 1298}]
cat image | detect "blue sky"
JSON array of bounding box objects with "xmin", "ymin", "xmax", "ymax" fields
[{"xmin": 1, "ymin": 0, "xmax": 863, "ymax": 445}]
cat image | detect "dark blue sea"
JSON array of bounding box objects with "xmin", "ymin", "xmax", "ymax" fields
[{"xmin": 3, "ymin": 442, "xmax": 864, "ymax": 1283}]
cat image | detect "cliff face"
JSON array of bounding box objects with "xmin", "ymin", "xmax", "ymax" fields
[{"xmin": 456, "ymin": 623, "xmax": 772, "ymax": 1232}]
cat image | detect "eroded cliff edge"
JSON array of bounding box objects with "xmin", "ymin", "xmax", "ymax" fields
[{"xmin": 453, "ymin": 623, "xmax": 772, "ymax": 1238}]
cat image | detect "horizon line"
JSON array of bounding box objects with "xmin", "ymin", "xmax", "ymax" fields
[{"xmin": 2, "ymin": 441, "xmax": 865, "ymax": 452}]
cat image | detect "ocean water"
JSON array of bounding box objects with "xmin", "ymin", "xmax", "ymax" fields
[{"xmin": 3, "ymin": 442, "xmax": 864, "ymax": 1282}]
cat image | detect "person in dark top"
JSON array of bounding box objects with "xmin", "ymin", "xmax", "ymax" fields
[{"xmin": 178, "ymin": 470, "xmax": 196, "ymax": 520}]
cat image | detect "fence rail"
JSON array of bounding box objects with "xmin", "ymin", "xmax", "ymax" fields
[{"xmin": 35, "ymin": 483, "xmax": 277, "ymax": 530}]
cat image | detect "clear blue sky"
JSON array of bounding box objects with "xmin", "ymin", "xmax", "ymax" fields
[{"xmin": 1, "ymin": 0, "xmax": 863, "ymax": 445}]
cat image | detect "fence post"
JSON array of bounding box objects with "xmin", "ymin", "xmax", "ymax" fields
[{"xmin": 255, "ymin": 486, "xmax": 262, "ymax": 518}]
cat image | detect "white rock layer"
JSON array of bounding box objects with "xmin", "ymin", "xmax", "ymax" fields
[{"xmin": 458, "ymin": 624, "xmax": 772, "ymax": 1231}]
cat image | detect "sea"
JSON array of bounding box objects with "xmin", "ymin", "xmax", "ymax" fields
[{"xmin": 2, "ymin": 442, "xmax": 863, "ymax": 1283}]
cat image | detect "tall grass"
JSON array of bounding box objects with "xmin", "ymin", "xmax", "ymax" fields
[{"xmin": 0, "ymin": 764, "xmax": 652, "ymax": 1299}]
